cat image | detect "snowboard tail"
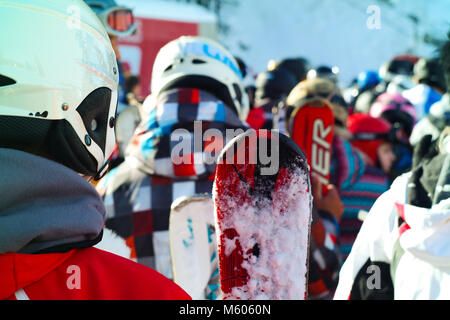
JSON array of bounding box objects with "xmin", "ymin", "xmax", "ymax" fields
[{"xmin": 214, "ymin": 129, "xmax": 312, "ymax": 299}]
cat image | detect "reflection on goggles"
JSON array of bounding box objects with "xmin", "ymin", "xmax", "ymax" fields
[{"xmin": 107, "ymin": 9, "xmax": 134, "ymax": 32}]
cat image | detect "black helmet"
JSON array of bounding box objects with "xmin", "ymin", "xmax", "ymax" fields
[
  {"xmin": 307, "ymin": 65, "xmax": 339, "ymax": 84},
  {"xmin": 379, "ymin": 54, "xmax": 419, "ymax": 82},
  {"xmin": 270, "ymin": 57, "xmax": 311, "ymax": 83},
  {"xmin": 254, "ymin": 68, "xmax": 297, "ymax": 105}
]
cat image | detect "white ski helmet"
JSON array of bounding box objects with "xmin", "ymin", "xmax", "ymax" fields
[
  {"xmin": 0, "ymin": 0, "xmax": 119, "ymax": 178},
  {"xmin": 150, "ymin": 36, "xmax": 249, "ymax": 121}
]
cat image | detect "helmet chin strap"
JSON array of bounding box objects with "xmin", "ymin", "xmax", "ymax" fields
[
  {"xmin": 80, "ymin": 158, "xmax": 110, "ymax": 183},
  {"xmin": 94, "ymin": 158, "xmax": 111, "ymax": 181}
]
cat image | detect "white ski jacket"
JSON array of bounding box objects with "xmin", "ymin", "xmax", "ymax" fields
[{"xmin": 334, "ymin": 172, "xmax": 450, "ymax": 300}]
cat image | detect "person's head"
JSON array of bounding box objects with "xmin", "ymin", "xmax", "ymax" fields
[
  {"xmin": 413, "ymin": 57, "xmax": 446, "ymax": 94},
  {"xmin": 286, "ymin": 78, "xmax": 349, "ymax": 135},
  {"xmin": 268, "ymin": 57, "xmax": 312, "ymax": 83},
  {"xmin": 379, "ymin": 54, "xmax": 418, "ymax": 84},
  {"xmin": 83, "ymin": 0, "xmax": 136, "ymax": 60},
  {"xmin": 254, "ymin": 68, "xmax": 297, "ymax": 106},
  {"xmin": 149, "ymin": 36, "xmax": 249, "ymax": 121},
  {"xmin": 348, "ymin": 113, "xmax": 396, "ymax": 172},
  {"xmin": 356, "ymin": 70, "xmax": 381, "ymax": 92},
  {"xmin": 0, "ymin": 0, "xmax": 119, "ymax": 180},
  {"xmin": 125, "ymin": 75, "xmax": 141, "ymax": 96},
  {"xmin": 307, "ymin": 65, "xmax": 340, "ymax": 85},
  {"xmin": 377, "ymin": 141, "xmax": 397, "ymax": 173},
  {"xmin": 370, "ymin": 92, "xmax": 417, "ymax": 138}
]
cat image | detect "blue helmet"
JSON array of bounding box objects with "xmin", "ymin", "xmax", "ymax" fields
[{"xmin": 357, "ymin": 70, "xmax": 381, "ymax": 91}]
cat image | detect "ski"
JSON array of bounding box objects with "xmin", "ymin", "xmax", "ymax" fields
[
  {"xmin": 287, "ymin": 97, "xmax": 335, "ymax": 194},
  {"xmin": 169, "ymin": 193, "xmax": 220, "ymax": 300}
]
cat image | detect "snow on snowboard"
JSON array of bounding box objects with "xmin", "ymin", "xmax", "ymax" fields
[{"xmin": 213, "ymin": 129, "xmax": 312, "ymax": 299}]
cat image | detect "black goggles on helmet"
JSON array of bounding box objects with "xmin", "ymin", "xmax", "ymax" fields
[
  {"xmin": 98, "ymin": 6, "xmax": 136, "ymax": 37},
  {"xmin": 351, "ymin": 125, "xmax": 406, "ymax": 144}
]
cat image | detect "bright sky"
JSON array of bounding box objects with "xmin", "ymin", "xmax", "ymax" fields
[{"xmin": 219, "ymin": 0, "xmax": 450, "ymax": 86}]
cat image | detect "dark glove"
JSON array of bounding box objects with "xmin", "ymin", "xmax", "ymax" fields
[
  {"xmin": 407, "ymin": 134, "xmax": 439, "ymax": 208},
  {"xmin": 411, "ymin": 134, "xmax": 438, "ymax": 169},
  {"xmin": 407, "ymin": 133, "xmax": 448, "ymax": 208}
]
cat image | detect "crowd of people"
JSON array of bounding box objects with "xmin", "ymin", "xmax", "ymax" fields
[
  {"xmin": 245, "ymin": 48, "xmax": 450, "ymax": 299},
  {"xmin": 1, "ymin": 0, "xmax": 449, "ymax": 300}
]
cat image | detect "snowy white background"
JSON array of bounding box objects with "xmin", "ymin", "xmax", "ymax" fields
[
  {"xmin": 119, "ymin": 0, "xmax": 450, "ymax": 88},
  {"xmin": 218, "ymin": 0, "xmax": 450, "ymax": 86}
]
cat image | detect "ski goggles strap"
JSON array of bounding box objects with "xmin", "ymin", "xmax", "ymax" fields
[
  {"xmin": 351, "ymin": 127, "xmax": 402, "ymax": 144},
  {"xmin": 99, "ymin": 6, "xmax": 136, "ymax": 37}
]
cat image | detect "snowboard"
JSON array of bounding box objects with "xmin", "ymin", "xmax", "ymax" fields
[
  {"xmin": 213, "ymin": 129, "xmax": 312, "ymax": 299},
  {"xmin": 287, "ymin": 98, "xmax": 335, "ymax": 194},
  {"xmin": 169, "ymin": 193, "xmax": 221, "ymax": 300}
]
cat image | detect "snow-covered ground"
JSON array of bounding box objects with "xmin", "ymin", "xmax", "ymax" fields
[{"xmin": 218, "ymin": 0, "xmax": 450, "ymax": 86}]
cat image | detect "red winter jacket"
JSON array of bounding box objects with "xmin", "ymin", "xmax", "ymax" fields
[{"xmin": 0, "ymin": 247, "xmax": 191, "ymax": 300}]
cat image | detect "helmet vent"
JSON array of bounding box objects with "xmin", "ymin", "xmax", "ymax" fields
[
  {"xmin": 192, "ymin": 59, "xmax": 206, "ymax": 64},
  {"xmin": 232, "ymin": 83, "xmax": 243, "ymax": 105},
  {"xmin": 77, "ymin": 87, "xmax": 113, "ymax": 153},
  {"xmin": 164, "ymin": 64, "xmax": 173, "ymax": 73},
  {"xmin": 0, "ymin": 74, "xmax": 16, "ymax": 87}
]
